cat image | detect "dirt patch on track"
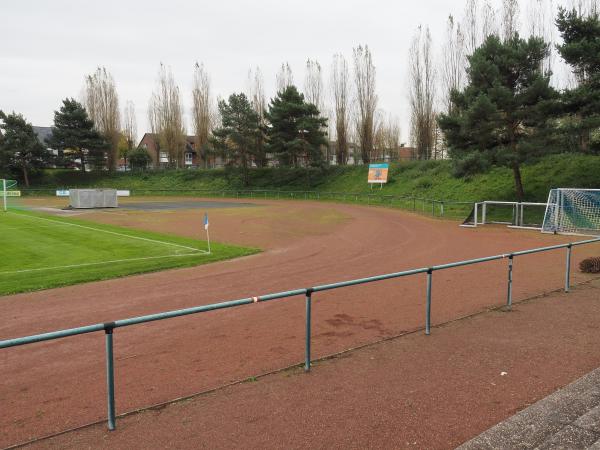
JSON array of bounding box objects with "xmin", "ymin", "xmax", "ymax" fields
[{"xmin": 2, "ymin": 198, "xmax": 599, "ymax": 447}]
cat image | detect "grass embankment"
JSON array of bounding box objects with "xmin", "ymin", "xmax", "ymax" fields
[
  {"xmin": 27, "ymin": 154, "xmax": 600, "ymax": 203},
  {"xmin": 0, "ymin": 210, "xmax": 258, "ymax": 296}
]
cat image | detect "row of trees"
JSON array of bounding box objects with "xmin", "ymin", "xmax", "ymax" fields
[
  {"xmin": 410, "ymin": 0, "xmax": 599, "ymax": 163},
  {"xmin": 436, "ymin": 1, "xmax": 600, "ymax": 199},
  {"xmin": 0, "ymin": 99, "xmax": 151, "ymax": 185},
  {"xmin": 147, "ymin": 46, "xmax": 395, "ymax": 169}
]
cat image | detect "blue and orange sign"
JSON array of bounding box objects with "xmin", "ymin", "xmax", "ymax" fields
[{"xmin": 368, "ymin": 163, "xmax": 389, "ymax": 184}]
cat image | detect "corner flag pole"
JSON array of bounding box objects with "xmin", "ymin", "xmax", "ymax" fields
[{"xmin": 204, "ymin": 212, "xmax": 211, "ymax": 254}]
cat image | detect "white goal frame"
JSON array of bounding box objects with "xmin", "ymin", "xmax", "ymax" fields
[
  {"xmin": 461, "ymin": 201, "xmax": 548, "ymax": 230},
  {"xmin": 1, "ymin": 179, "xmax": 20, "ymax": 212},
  {"xmin": 542, "ymin": 188, "xmax": 600, "ymax": 236}
]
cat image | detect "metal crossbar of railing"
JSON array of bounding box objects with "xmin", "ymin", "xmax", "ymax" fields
[{"xmin": 1, "ymin": 237, "xmax": 599, "ymax": 432}]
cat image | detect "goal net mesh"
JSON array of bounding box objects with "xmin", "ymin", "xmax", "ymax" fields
[{"xmin": 542, "ymin": 189, "xmax": 600, "ymax": 235}]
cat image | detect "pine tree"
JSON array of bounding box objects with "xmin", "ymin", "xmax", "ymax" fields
[
  {"xmin": 265, "ymin": 86, "xmax": 328, "ymax": 168},
  {"xmin": 0, "ymin": 111, "xmax": 50, "ymax": 186},
  {"xmin": 556, "ymin": 7, "xmax": 600, "ymax": 153},
  {"xmin": 438, "ymin": 35, "xmax": 557, "ymax": 200},
  {"xmin": 211, "ymin": 93, "xmax": 261, "ymax": 185},
  {"xmin": 46, "ymin": 98, "xmax": 107, "ymax": 171}
]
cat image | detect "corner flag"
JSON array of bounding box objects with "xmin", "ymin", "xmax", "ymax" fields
[{"xmin": 204, "ymin": 212, "xmax": 211, "ymax": 254}]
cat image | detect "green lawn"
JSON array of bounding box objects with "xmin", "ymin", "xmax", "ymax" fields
[{"xmin": 0, "ymin": 210, "xmax": 259, "ymax": 296}]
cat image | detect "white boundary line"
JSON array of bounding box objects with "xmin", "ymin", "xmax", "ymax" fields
[
  {"xmin": 0, "ymin": 253, "xmax": 203, "ymax": 275},
  {"xmin": 7, "ymin": 212, "xmax": 208, "ymax": 254}
]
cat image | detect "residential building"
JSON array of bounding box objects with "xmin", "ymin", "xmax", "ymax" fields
[{"xmin": 136, "ymin": 133, "xmax": 225, "ymax": 170}]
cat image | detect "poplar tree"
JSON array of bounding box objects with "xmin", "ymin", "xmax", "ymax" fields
[{"xmin": 556, "ymin": 7, "xmax": 600, "ymax": 153}]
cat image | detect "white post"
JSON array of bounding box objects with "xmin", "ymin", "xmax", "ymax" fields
[
  {"xmin": 482, "ymin": 202, "xmax": 486, "ymax": 225},
  {"xmin": 2, "ymin": 179, "xmax": 6, "ymax": 212},
  {"xmin": 474, "ymin": 202, "xmax": 479, "ymax": 227},
  {"xmin": 520, "ymin": 203, "xmax": 524, "ymax": 227},
  {"xmin": 206, "ymin": 228, "xmax": 211, "ymax": 254}
]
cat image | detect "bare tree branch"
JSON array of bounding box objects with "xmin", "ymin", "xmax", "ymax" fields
[
  {"xmin": 148, "ymin": 63, "xmax": 186, "ymax": 168},
  {"xmin": 192, "ymin": 62, "xmax": 212, "ymax": 168},
  {"xmin": 353, "ymin": 45, "xmax": 377, "ymax": 164},
  {"xmin": 409, "ymin": 26, "xmax": 437, "ymax": 160},
  {"xmin": 331, "ymin": 54, "xmax": 350, "ymax": 165},
  {"xmin": 441, "ymin": 15, "xmax": 465, "ymax": 114},
  {"xmin": 276, "ymin": 62, "xmax": 294, "ymax": 93},
  {"xmin": 84, "ymin": 67, "xmax": 120, "ymax": 170},
  {"xmin": 122, "ymin": 100, "xmax": 137, "ymax": 150}
]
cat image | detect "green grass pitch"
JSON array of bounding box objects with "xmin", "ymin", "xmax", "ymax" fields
[{"xmin": 0, "ymin": 210, "xmax": 259, "ymax": 296}]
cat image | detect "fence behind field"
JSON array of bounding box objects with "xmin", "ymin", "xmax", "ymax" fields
[
  {"xmin": 1, "ymin": 237, "xmax": 600, "ymax": 432},
  {"xmin": 22, "ymin": 187, "xmax": 476, "ymax": 219}
]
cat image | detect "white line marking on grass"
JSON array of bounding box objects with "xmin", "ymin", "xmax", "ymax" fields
[
  {"xmin": 0, "ymin": 253, "xmax": 203, "ymax": 275},
  {"xmin": 8, "ymin": 212, "xmax": 207, "ymax": 254}
]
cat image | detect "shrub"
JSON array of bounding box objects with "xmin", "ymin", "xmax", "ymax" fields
[{"xmin": 580, "ymin": 257, "xmax": 600, "ymax": 274}]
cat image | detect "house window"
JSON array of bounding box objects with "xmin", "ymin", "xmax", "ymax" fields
[
  {"xmin": 185, "ymin": 153, "xmax": 193, "ymax": 165},
  {"xmin": 159, "ymin": 151, "xmax": 169, "ymax": 163}
]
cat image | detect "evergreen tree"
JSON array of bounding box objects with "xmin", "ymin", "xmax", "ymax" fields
[
  {"xmin": 211, "ymin": 93, "xmax": 261, "ymax": 185},
  {"xmin": 556, "ymin": 7, "xmax": 600, "ymax": 153},
  {"xmin": 46, "ymin": 98, "xmax": 107, "ymax": 171},
  {"xmin": 0, "ymin": 111, "xmax": 50, "ymax": 186},
  {"xmin": 265, "ymin": 86, "xmax": 328, "ymax": 168},
  {"xmin": 128, "ymin": 147, "xmax": 152, "ymax": 171},
  {"xmin": 438, "ymin": 35, "xmax": 557, "ymax": 200}
]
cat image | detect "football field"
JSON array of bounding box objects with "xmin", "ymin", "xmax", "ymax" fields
[{"xmin": 0, "ymin": 210, "xmax": 258, "ymax": 296}]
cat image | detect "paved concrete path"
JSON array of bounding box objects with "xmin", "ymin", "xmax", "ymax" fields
[{"xmin": 459, "ymin": 367, "xmax": 600, "ymax": 449}]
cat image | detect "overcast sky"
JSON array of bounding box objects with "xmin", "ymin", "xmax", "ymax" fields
[{"xmin": 1, "ymin": 0, "xmax": 569, "ymax": 145}]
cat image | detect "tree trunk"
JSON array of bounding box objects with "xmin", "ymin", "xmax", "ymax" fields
[
  {"xmin": 512, "ymin": 162, "xmax": 525, "ymax": 201},
  {"xmin": 580, "ymin": 128, "xmax": 590, "ymax": 153},
  {"xmin": 22, "ymin": 166, "xmax": 30, "ymax": 187}
]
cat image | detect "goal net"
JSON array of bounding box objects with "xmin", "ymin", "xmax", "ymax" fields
[
  {"xmin": 462, "ymin": 201, "xmax": 547, "ymax": 229},
  {"xmin": 1, "ymin": 179, "xmax": 20, "ymax": 212},
  {"xmin": 542, "ymin": 189, "xmax": 600, "ymax": 236}
]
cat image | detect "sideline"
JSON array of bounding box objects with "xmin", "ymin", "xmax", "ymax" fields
[{"xmin": 0, "ymin": 253, "xmax": 203, "ymax": 275}]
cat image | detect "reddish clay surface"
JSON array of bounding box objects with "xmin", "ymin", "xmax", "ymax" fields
[
  {"xmin": 23, "ymin": 280, "xmax": 600, "ymax": 450},
  {"xmin": 1, "ymin": 198, "xmax": 599, "ymax": 448}
]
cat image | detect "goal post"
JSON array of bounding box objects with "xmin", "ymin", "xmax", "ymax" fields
[
  {"xmin": 542, "ymin": 189, "xmax": 600, "ymax": 236},
  {"xmin": 1, "ymin": 179, "xmax": 19, "ymax": 212},
  {"xmin": 461, "ymin": 200, "xmax": 547, "ymax": 229}
]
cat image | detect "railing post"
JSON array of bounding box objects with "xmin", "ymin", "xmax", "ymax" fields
[
  {"xmin": 425, "ymin": 269, "xmax": 433, "ymax": 335},
  {"xmin": 104, "ymin": 323, "xmax": 116, "ymax": 431},
  {"xmin": 441, "ymin": 201, "xmax": 445, "ymax": 217},
  {"xmin": 565, "ymin": 244, "xmax": 572, "ymax": 293},
  {"xmin": 305, "ymin": 289, "xmax": 313, "ymax": 372},
  {"xmin": 507, "ymin": 255, "xmax": 514, "ymax": 310},
  {"xmin": 413, "ymin": 197, "xmax": 416, "ymax": 211}
]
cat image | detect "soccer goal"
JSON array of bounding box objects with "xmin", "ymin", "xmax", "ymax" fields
[
  {"xmin": 1, "ymin": 179, "xmax": 20, "ymax": 212},
  {"xmin": 461, "ymin": 201, "xmax": 548, "ymax": 229},
  {"xmin": 541, "ymin": 189, "xmax": 600, "ymax": 236}
]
